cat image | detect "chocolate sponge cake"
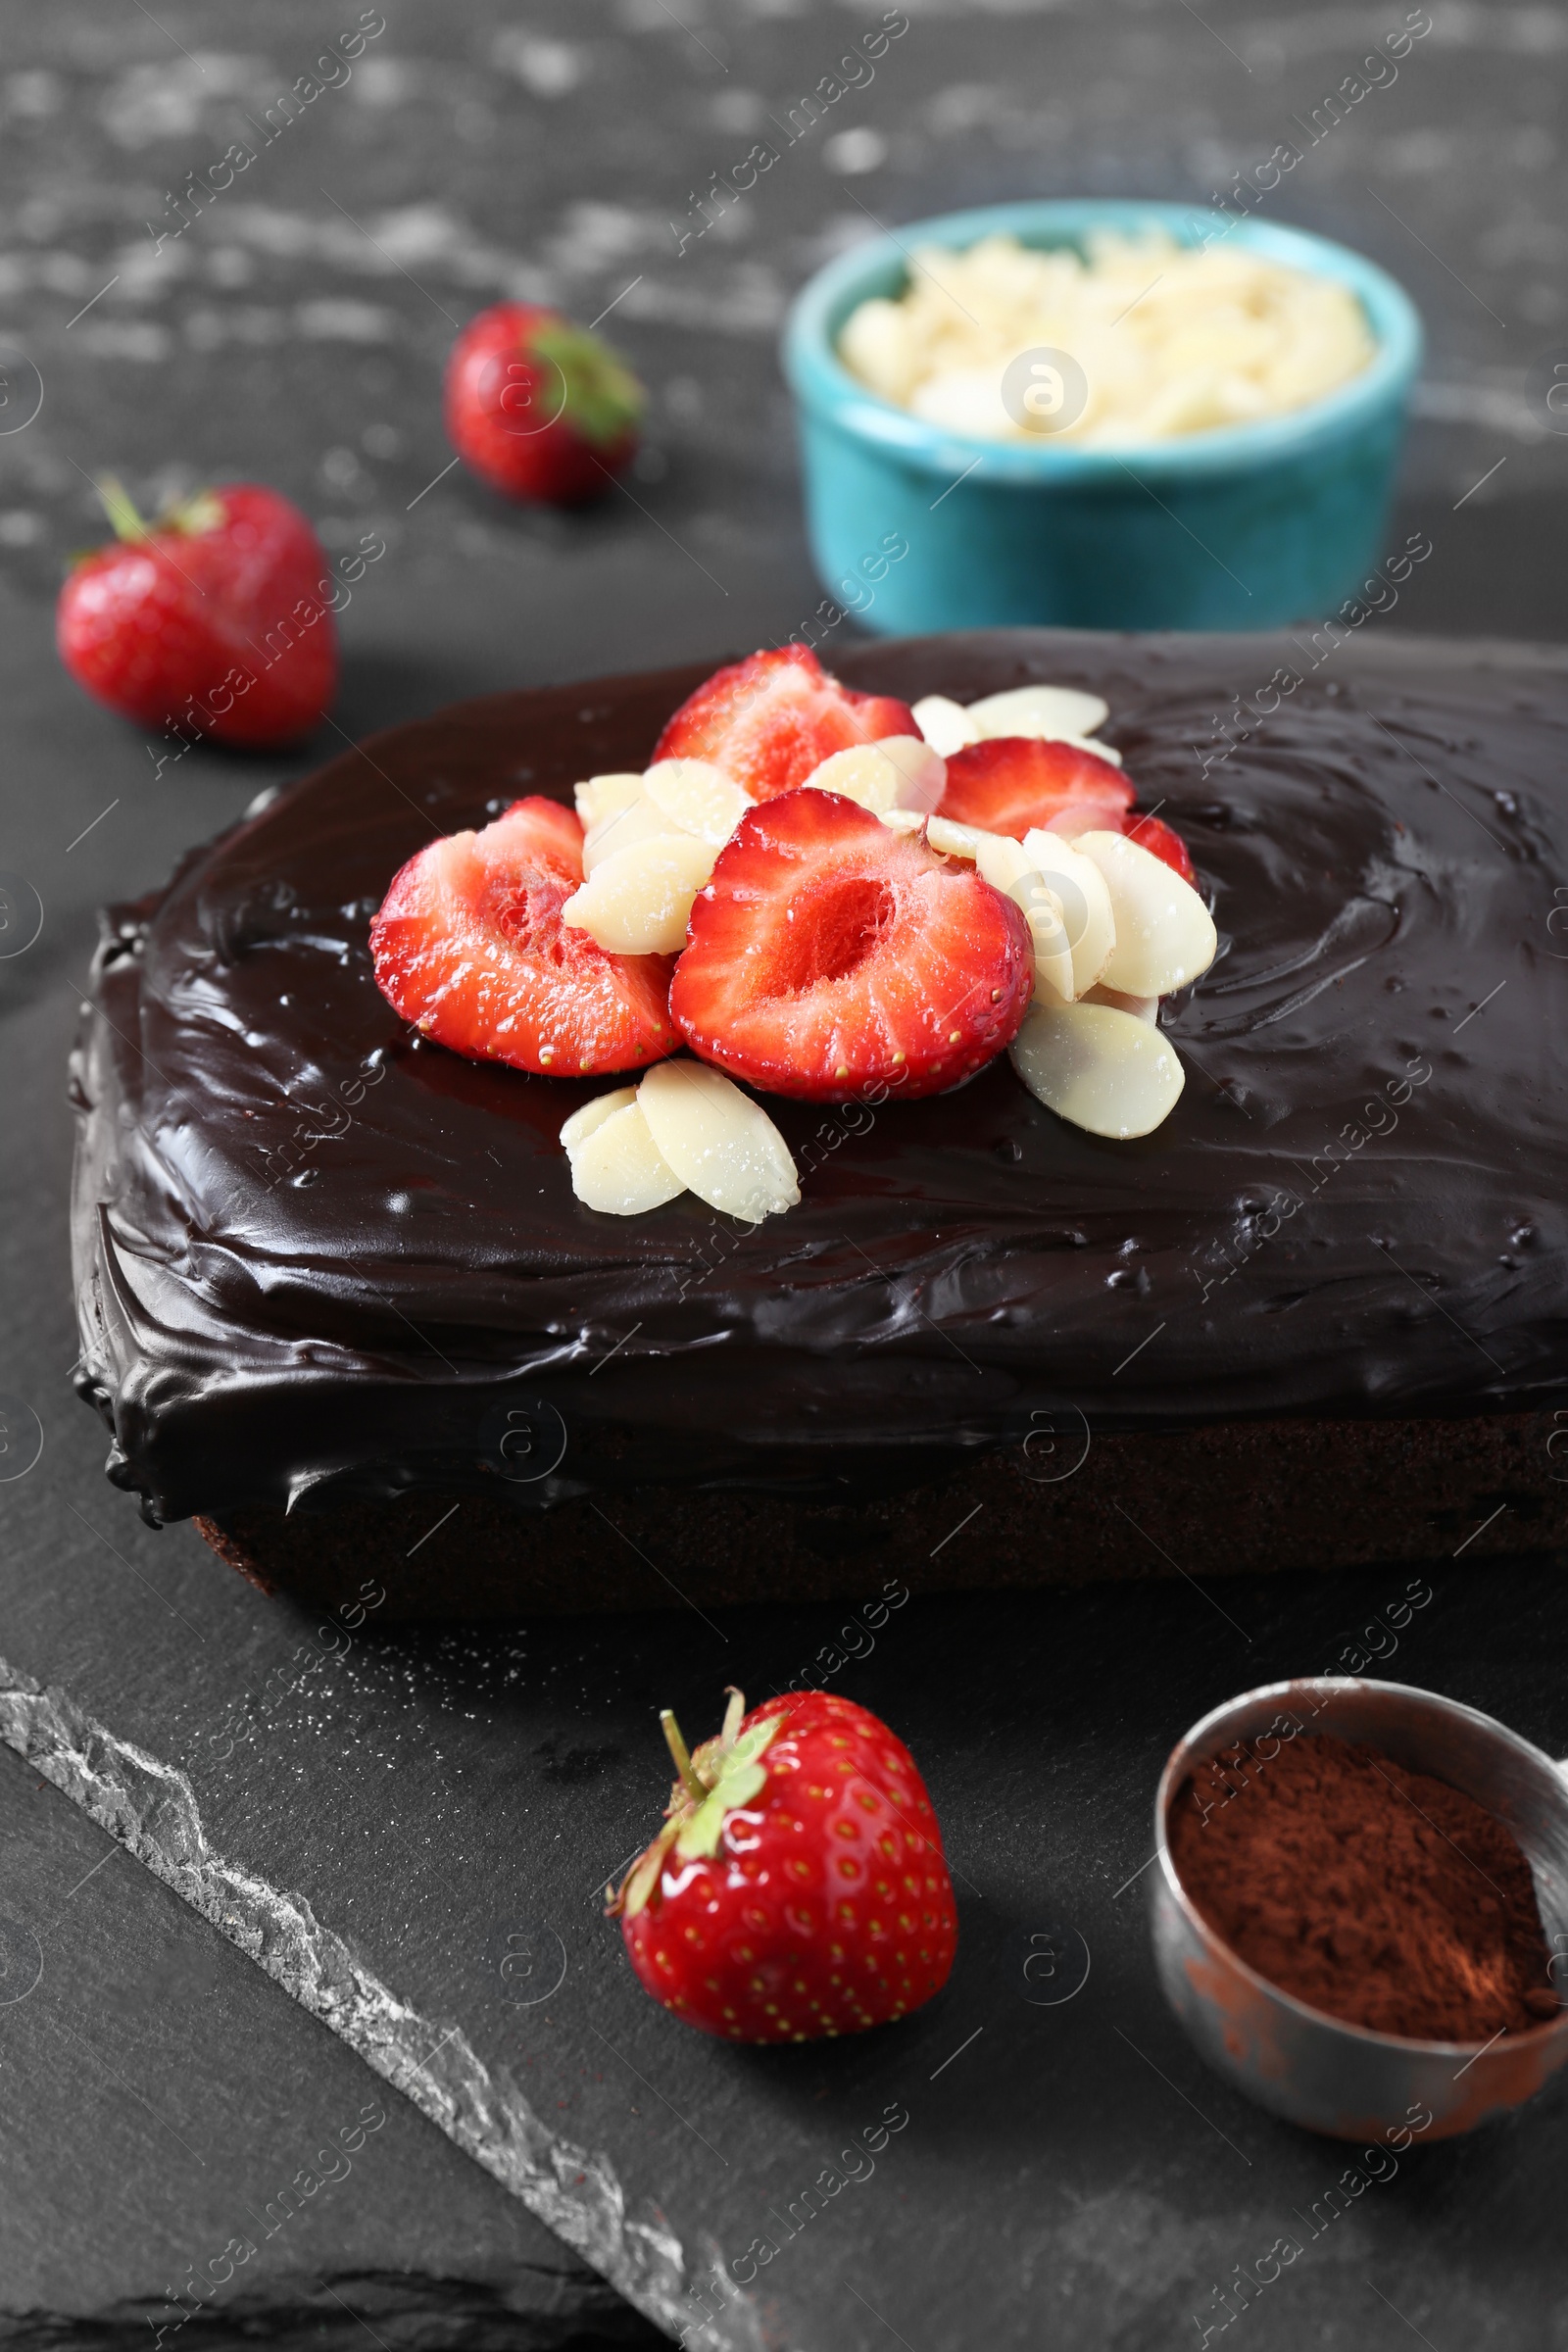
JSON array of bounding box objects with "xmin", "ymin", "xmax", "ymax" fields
[{"xmin": 71, "ymin": 630, "xmax": 1568, "ymax": 1615}]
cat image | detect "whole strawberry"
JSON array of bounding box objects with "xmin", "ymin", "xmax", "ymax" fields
[
  {"xmin": 611, "ymin": 1688, "xmax": 957, "ymax": 2041},
  {"xmin": 57, "ymin": 479, "xmax": 337, "ymax": 745},
  {"xmin": 445, "ymin": 303, "xmax": 644, "ymax": 505}
]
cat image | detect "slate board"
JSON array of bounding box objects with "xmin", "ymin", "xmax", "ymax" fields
[{"xmin": 2, "ymin": 0, "xmax": 1566, "ymax": 2344}]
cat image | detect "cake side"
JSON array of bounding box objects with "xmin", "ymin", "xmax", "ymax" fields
[{"xmin": 198, "ymin": 1403, "xmax": 1567, "ymax": 1619}]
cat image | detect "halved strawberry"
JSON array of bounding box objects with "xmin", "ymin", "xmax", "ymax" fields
[
  {"xmin": 370, "ymin": 796, "xmax": 676, "ymax": 1077},
  {"xmin": 1121, "ymin": 809, "xmax": 1198, "ymax": 885},
  {"xmin": 938, "ymin": 736, "xmax": 1135, "ymax": 840},
  {"xmin": 670, "ymin": 788, "xmax": 1033, "ymax": 1102},
  {"xmin": 653, "ymin": 645, "xmax": 917, "ymax": 802}
]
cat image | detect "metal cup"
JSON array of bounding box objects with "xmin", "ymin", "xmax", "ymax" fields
[{"xmin": 1150, "ymin": 1677, "xmax": 1568, "ymax": 2141}]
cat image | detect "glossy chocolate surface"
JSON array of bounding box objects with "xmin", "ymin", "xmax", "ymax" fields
[{"xmin": 72, "ymin": 631, "xmax": 1568, "ymax": 1524}]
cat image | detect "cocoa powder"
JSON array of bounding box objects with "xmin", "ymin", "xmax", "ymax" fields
[{"xmin": 1168, "ymin": 1733, "xmax": 1557, "ymax": 2041}]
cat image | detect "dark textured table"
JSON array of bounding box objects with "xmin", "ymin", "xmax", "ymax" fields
[{"xmin": 2, "ymin": 3, "xmax": 1566, "ymax": 2347}]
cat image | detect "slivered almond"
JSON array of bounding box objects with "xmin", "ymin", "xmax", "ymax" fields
[
  {"xmin": 876, "ymin": 808, "xmax": 995, "ymax": 864},
  {"xmin": 574, "ymin": 772, "xmax": 644, "ymax": 832},
  {"xmin": 967, "ymin": 683, "xmax": 1110, "ymax": 745},
  {"xmin": 642, "ymin": 758, "xmax": 754, "ymax": 848},
  {"xmin": 582, "ymin": 794, "xmax": 672, "ymax": 875},
  {"xmin": 638, "ymin": 1059, "xmax": 799, "ymax": 1220},
  {"xmin": 564, "ymin": 833, "xmax": 716, "ymax": 955},
  {"xmin": 1072, "ymin": 829, "xmax": 1217, "ymax": 997},
  {"xmin": 1083, "ymin": 982, "xmax": 1159, "ymax": 1024},
  {"xmin": 560, "ymin": 1087, "xmax": 637, "ymax": 1153},
  {"xmin": 805, "ymin": 735, "xmax": 947, "ymax": 815},
  {"xmin": 1019, "ymin": 828, "xmax": 1116, "ymax": 995},
  {"xmin": 1010, "ymin": 1001, "xmax": 1185, "ymax": 1138},
  {"xmin": 568, "ymin": 1098, "xmax": 687, "ymax": 1214},
  {"xmin": 910, "ymin": 693, "xmax": 980, "ymax": 758}
]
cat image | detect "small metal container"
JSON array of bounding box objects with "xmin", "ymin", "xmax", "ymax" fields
[{"xmin": 1151, "ymin": 1678, "xmax": 1568, "ymax": 2141}]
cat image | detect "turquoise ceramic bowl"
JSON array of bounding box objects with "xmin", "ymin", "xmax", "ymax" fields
[{"xmin": 782, "ymin": 199, "xmax": 1424, "ymax": 635}]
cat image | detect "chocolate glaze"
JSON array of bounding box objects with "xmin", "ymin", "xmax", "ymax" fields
[{"xmin": 71, "ymin": 630, "xmax": 1568, "ymax": 1527}]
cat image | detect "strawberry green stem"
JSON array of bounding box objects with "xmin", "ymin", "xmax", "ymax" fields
[
  {"xmin": 167, "ymin": 488, "xmax": 225, "ymax": 535},
  {"xmin": 97, "ymin": 474, "xmax": 149, "ymax": 544},
  {"xmin": 661, "ymin": 1708, "xmax": 707, "ymax": 1802},
  {"xmin": 94, "ymin": 476, "xmax": 224, "ymax": 545}
]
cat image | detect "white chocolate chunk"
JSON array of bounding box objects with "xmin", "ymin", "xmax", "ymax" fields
[
  {"xmin": 805, "ymin": 735, "xmax": 947, "ymax": 815},
  {"xmin": 911, "ymin": 693, "xmax": 981, "ymax": 758},
  {"xmin": 1084, "ymin": 982, "xmax": 1159, "ymax": 1024},
  {"xmin": 574, "ymin": 772, "xmax": 644, "ymax": 832},
  {"xmin": 967, "ymin": 684, "xmax": 1110, "ymax": 744},
  {"xmin": 560, "ymin": 1087, "xmax": 636, "ymax": 1152},
  {"xmin": 642, "ymin": 758, "xmax": 753, "ymax": 848},
  {"xmin": 1010, "ymin": 1001, "xmax": 1185, "ymax": 1139},
  {"xmin": 563, "ymin": 833, "xmax": 716, "ymax": 955},
  {"xmin": 582, "ymin": 794, "xmax": 671, "ymax": 875},
  {"xmin": 568, "ymin": 1099, "xmax": 687, "ymax": 1214},
  {"xmin": 1072, "ymin": 829, "xmax": 1218, "ymax": 997},
  {"xmin": 1018, "ymin": 830, "xmax": 1116, "ymax": 995},
  {"xmin": 639, "ymin": 1060, "xmax": 800, "ymax": 1221}
]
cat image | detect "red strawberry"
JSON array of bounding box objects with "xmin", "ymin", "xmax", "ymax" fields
[
  {"xmin": 670, "ymin": 788, "xmax": 1033, "ymax": 1102},
  {"xmin": 444, "ymin": 302, "xmax": 643, "ymax": 506},
  {"xmin": 611, "ymin": 1687, "xmax": 957, "ymax": 2042},
  {"xmin": 938, "ymin": 735, "xmax": 1135, "ymax": 840},
  {"xmin": 370, "ymin": 796, "xmax": 676, "ymax": 1077},
  {"xmin": 1121, "ymin": 810, "xmax": 1198, "ymax": 885},
  {"xmin": 653, "ymin": 645, "xmax": 918, "ymax": 801},
  {"xmin": 56, "ymin": 479, "xmax": 336, "ymax": 745}
]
